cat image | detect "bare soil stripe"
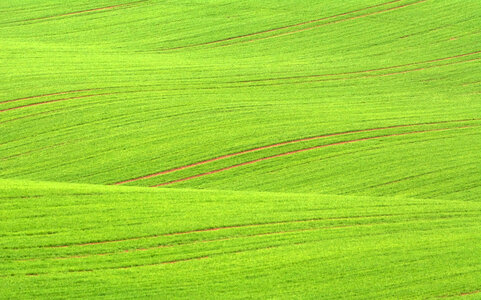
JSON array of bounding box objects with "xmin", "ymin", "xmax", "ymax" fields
[
  {"xmin": 229, "ymin": 0, "xmax": 429, "ymax": 46},
  {"xmin": 4, "ymin": 50, "xmax": 476, "ymax": 114},
  {"xmin": 161, "ymin": 0, "xmax": 404, "ymax": 51},
  {"xmin": 22, "ymin": 212, "xmax": 463, "ymax": 268},
  {"xmin": 460, "ymin": 291, "xmax": 480, "ymax": 296},
  {"xmin": 21, "ymin": 256, "xmax": 210, "ymax": 276},
  {"xmin": 232, "ymin": 57, "xmax": 480, "ymax": 89},
  {"xmin": 46, "ymin": 214, "xmax": 395, "ymax": 248},
  {"xmin": 229, "ymin": 51, "xmax": 481, "ymax": 84},
  {"xmin": 114, "ymin": 118, "xmax": 480, "ymax": 185},
  {"xmin": 153, "ymin": 125, "xmax": 477, "ymax": 187},
  {"xmin": 91, "ymin": 256, "xmax": 210, "ymax": 271},
  {"xmin": 0, "ymin": 95, "xmax": 98, "ymax": 113},
  {"xmin": 463, "ymin": 80, "xmax": 481, "ymax": 86},
  {"xmin": 2, "ymin": 50, "xmax": 476, "ymax": 108},
  {"xmin": 46, "ymin": 221, "xmax": 385, "ymax": 261},
  {"xmin": 363, "ymin": 57, "xmax": 481, "ymax": 78},
  {"xmin": 0, "ymin": 108, "xmax": 65, "ymax": 125},
  {"xmin": 0, "ymin": 92, "xmax": 121, "ymax": 113},
  {"xmin": 0, "ymin": 89, "xmax": 97, "ymax": 105},
  {"xmin": 439, "ymin": 290, "xmax": 481, "ymax": 298},
  {"xmin": 16, "ymin": 0, "xmax": 148, "ymax": 23}
]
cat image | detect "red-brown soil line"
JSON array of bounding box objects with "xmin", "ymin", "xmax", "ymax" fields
[
  {"xmin": 463, "ymin": 80, "xmax": 481, "ymax": 86},
  {"xmin": 44, "ymin": 219, "xmax": 391, "ymax": 261},
  {"xmin": 161, "ymin": 256, "xmax": 209, "ymax": 265},
  {"xmin": 162, "ymin": 0, "xmax": 403, "ymax": 51},
  {"xmin": 0, "ymin": 108, "xmax": 67, "ymax": 125},
  {"xmin": 230, "ymin": 51, "xmax": 481, "ymax": 84},
  {"xmin": 162, "ymin": 214, "xmax": 393, "ymax": 236},
  {"xmin": 234, "ymin": 56, "xmax": 480, "ymax": 89},
  {"xmin": 47, "ymin": 214, "xmax": 394, "ymax": 249},
  {"xmin": 19, "ymin": 0, "xmax": 147, "ymax": 22},
  {"xmin": 364, "ymin": 162, "xmax": 473, "ymax": 189},
  {"xmin": 460, "ymin": 290, "xmax": 480, "ymax": 296},
  {"xmin": 0, "ymin": 92, "xmax": 115, "ymax": 113},
  {"xmin": 0, "ymin": 89, "xmax": 97, "ymax": 105},
  {"xmin": 25, "ymin": 211, "xmax": 462, "ymax": 260},
  {"xmin": 232, "ymin": 0, "xmax": 429, "ymax": 46},
  {"xmin": 115, "ymin": 118, "xmax": 480, "ymax": 185},
  {"xmin": 439, "ymin": 290, "xmax": 480, "ymax": 298},
  {"xmin": 24, "ymin": 256, "xmax": 209, "ymax": 275},
  {"xmin": 367, "ymin": 57, "xmax": 480, "ymax": 77},
  {"xmin": 153, "ymin": 125, "xmax": 477, "ymax": 187},
  {"xmin": 111, "ymin": 217, "xmax": 421, "ymax": 270},
  {"xmin": 2, "ymin": 142, "xmax": 67, "ymax": 160},
  {"xmin": 106, "ymin": 256, "xmax": 210, "ymax": 271},
  {"xmin": 296, "ymin": 57, "xmax": 479, "ymax": 85}
]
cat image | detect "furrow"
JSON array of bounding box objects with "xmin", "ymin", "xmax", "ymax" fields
[
  {"xmin": 153, "ymin": 125, "xmax": 477, "ymax": 187},
  {"xmin": 115, "ymin": 118, "xmax": 480, "ymax": 185},
  {"xmin": 160, "ymin": 0, "xmax": 404, "ymax": 51}
]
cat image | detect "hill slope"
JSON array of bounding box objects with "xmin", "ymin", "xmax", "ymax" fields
[
  {"xmin": 2, "ymin": 179, "xmax": 481, "ymax": 299},
  {"xmin": 1, "ymin": 0, "xmax": 480, "ymax": 193},
  {"xmin": 1, "ymin": 0, "xmax": 480, "ymax": 298}
]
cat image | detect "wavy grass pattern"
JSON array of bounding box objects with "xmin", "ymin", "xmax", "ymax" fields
[{"xmin": 1, "ymin": 0, "xmax": 480, "ymax": 298}]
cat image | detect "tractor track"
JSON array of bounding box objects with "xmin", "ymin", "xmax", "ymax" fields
[
  {"xmin": 115, "ymin": 118, "xmax": 481, "ymax": 185},
  {"xmin": 161, "ymin": 0, "xmax": 405, "ymax": 51},
  {"xmin": 161, "ymin": 0, "xmax": 427, "ymax": 51},
  {"xmin": 6, "ymin": 0, "xmax": 148, "ymax": 24},
  {"xmin": 152, "ymin": 125, "xmax": 478, "ymax": 187}
]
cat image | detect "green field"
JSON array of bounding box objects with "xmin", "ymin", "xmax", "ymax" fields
[{"xmin": 1, "ymin": 0, "xmax": 480, "ymax": 298}]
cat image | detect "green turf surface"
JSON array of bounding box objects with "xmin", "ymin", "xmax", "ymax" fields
[
  {"xmin": 1, "ymin": 0, "xmax": 480, "ymax": 298},
  {"xmin": 2, "ymin": 179, "xmax": 481, "ymax": 299}
]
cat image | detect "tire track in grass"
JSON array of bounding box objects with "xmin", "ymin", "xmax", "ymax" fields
[
  {"xmin": 18, "ymin": 256, "xmax": 210, "ymax": 276},
  {"xmin": 19, "ymin": 221, "xmax": 397, "ymax": 275},
  {"xmin": 45, "ymin": 221, "xmax": 386, "ymax": 261},
  {"xmin": 0, "ymin": 108, "xmax": 69, "ymax": 125},
  {"xmin": 3, "ymin": 49, "xmax": 477, "ymax": 114},
  {"xmin": 54, "ymin": 209, "xmax": 481, "ymax": 262},
  {"xmin": 19, "ymin": 218, "xmax": 402, "ymax": 262},
  {"xmin": 235, "ymin": 56, "xmax": 481, "ymax": 89},
  {"xmin": 39, "ymin": 210, "xmax": 470, "ymax": 254},
  {"xmin": 45, "ymin": 214, "xmax": 398, "ymax": 249},
  {"xmin": 223, "ymin": 0, "xmax": 429, "ymax": 47},
  {"xmin": 162, "ymin": 0, "xmax": 428, "ymax": 51},
  {"xmin": 229, "ymin": 51, "xmax": 481, "ymax": 84},
  {"xmin": 0, "ymin": 90, "xmax": 155, "ymax": 126},
  {"xmin": 152, "ymin": 125, "xmax": 479, "ymax": 187},
  {"xmin": 1, "ymin": 141, "xmax": 67, "ymax": 160},
  {"xmin": 18, "ymin": 213, "xmax": 475, "ymax": 274},
  {"xmin": 463, "ymin": 80, "xmax": 481, "ymax": 86},
  {"xmin": 230, "ymin": 57, "xmax": 480, "ymax": 90},
  {"xmin": 0, "ymin": 91, "xmax": 142, "ymax": 113},
  {"xmin": 0, "ymin": 89, "xmax": 98, "ymax": 105},
  {"xmin": 0, "ymin": 94, "xmax": 110, "ymax": 113},
  {"xmin": 160, "ymin": 0, "xmax": 405, "ymax": 51},
  {"xmin": 80, "ymin": 255, "xmax": 210, "ymax": 272},
  {"xmin": 114, "ymin": 118, "xmax": 481, "ymax": 185},
  {"xmin": 10, "ymin": 0, "xmax": 148, "ymax": 24},
  {"xmin": 439, "ymin": 290, "xmax": 481, "ymax": 298},
  {"xmin": 364, "ymin": 162, "xmax": 475, "ymax": 190},
  {"xmin": 459, "ymin": 291, "xmax": 480, "ymax": 297}
]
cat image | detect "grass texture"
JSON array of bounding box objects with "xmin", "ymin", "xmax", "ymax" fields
[{"xmin": 0, "ymin": 0, "xmax": 480, "ymax": 298}]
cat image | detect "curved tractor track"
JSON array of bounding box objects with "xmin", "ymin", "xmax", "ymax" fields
[
  {"xmin": 161, "ymin": 0, "xmax": 428, "ymax": 51},
  {"xmin": 152, "ymin": 124, "xmax": 478, "ymax": 187},
  {"xmin": 114, "ymin": 119, "xmax": 481, "ymax": 186},
  {"xmin": 6, "ymin": 0, "xmax": 148, "ymax": 24}
]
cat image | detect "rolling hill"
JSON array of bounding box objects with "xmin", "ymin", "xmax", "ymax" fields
[{"xmin": 1, "ymin": 0, "xmax": 480, "ymax": 298}]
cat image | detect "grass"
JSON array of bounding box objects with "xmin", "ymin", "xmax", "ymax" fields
[
  {"xmin": 2, "ymin": 179, "xmax": 481, "ymax": 299},
  {"xmin": 0, "ymin": 0, "xmax": 480, "ymax": 298}
]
